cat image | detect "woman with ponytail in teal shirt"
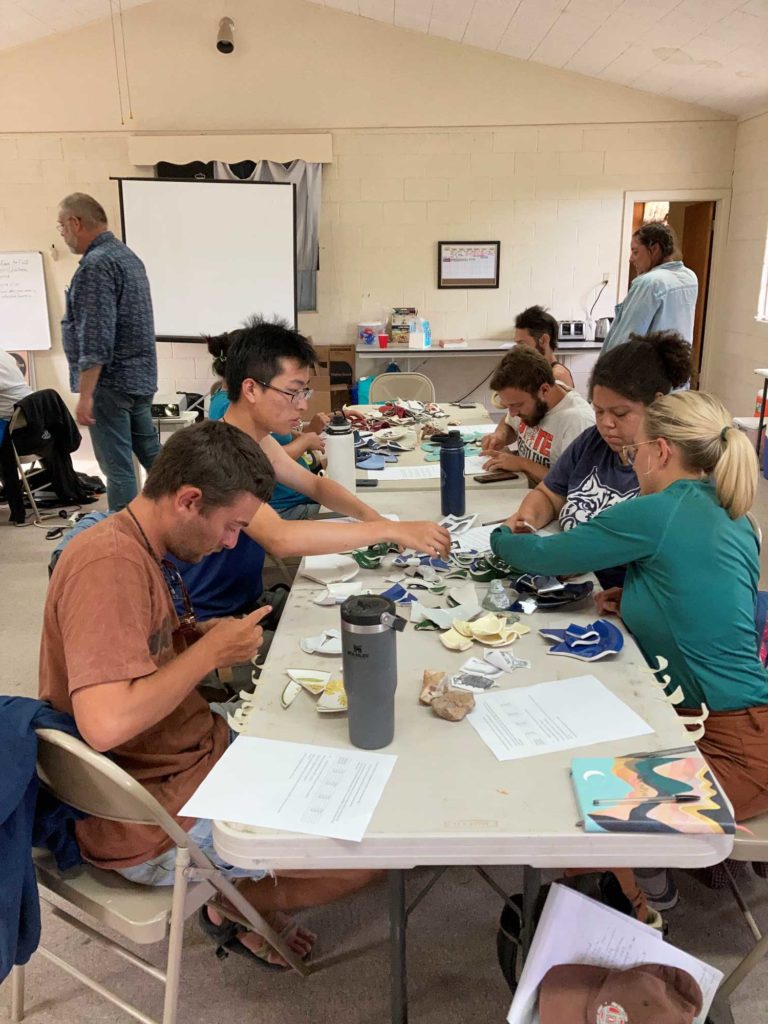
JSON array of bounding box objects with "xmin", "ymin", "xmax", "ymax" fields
[{"xmin": 492, "ymin": 391, "xmax": 768, "ymax": 823}]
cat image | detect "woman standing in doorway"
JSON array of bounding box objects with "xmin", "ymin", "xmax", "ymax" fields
[{"xmin": 602, "ymin": 222, "xmax": 698, "ymax": 352}]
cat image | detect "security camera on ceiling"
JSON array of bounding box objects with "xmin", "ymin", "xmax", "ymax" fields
[{"xmin": 216, "ymin": 17, "xmax": 234, "ymax": 54}]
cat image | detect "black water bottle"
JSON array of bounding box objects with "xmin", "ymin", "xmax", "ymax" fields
[{"xmin": 440, "ymin": 430, "xmax": 465, "ymax": 516}]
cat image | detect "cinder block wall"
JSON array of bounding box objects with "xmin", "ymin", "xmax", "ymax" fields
[{"xmin": 0, "ymin": 121, "xmax": 736, "ymax": 403}]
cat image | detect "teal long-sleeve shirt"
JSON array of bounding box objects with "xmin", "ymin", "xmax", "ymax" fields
[{"xmin": 491, "ymin": 479, "xmax": 768, "ymax": 711}]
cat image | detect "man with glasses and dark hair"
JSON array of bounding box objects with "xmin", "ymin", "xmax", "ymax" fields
[
  {"xmin": 39, "ymin": 420, "xmax": 378, "ymax": 969},
  {"xmin": 173, "ymin": 316, "xmax": 451, "ymax": 621}
]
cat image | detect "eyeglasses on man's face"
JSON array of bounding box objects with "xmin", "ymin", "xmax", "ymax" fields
[
  {"xmin": 255, "ymin": 379, "xmax": 313, "ymax": 407},
  {"xmin": 621, "ymin": 439, "xmax": 658, "ymax": 465}
]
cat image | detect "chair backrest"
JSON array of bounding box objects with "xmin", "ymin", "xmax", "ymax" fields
[
  {"xmin": 8, "ymin": 406, "xmax": 28, "ymax": 435},
  {"xmin": 35, "ymin": 728, "xmax": 191, "ymax": 849},
  {"xmin": 369, "ymin": 372, "xmax": 436, "ymax": 404}
]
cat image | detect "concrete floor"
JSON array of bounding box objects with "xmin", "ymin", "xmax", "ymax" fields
[{"xmin": 1, "ymin": 457, "xmax": 767, "ymax": 1023}]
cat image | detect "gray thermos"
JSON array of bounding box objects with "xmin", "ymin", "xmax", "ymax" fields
[{"xmin": 340, "ymin": 595, "xmax": 406, "ymax": 750}]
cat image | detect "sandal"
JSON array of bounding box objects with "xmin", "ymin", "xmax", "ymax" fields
[{"xmin": 198, "ymin": 906, "xmax": 309, "ymax": 972}]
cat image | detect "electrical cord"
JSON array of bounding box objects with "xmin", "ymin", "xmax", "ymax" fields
[
  {"xmin": 452, "ymin": 367, "xmax": 495, "ymax": 404},
  {"xmin": 588, "ymin": 281, "xmax": 608, "ymax": 318}
]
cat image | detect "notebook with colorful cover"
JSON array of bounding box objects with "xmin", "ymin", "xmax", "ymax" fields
[{"xmin": 571, "ymin": 751, "xmax": 735, "ymax": 835}]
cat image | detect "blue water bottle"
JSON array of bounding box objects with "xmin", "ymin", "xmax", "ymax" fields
[{"xmin": 440, "ymin": 430, "xmax": 465, "ymax": 516}]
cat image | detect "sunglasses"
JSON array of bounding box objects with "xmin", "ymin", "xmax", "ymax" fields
[{"xmin": 160, "ymin": 559, "xmax": 200, "ymax": 643}]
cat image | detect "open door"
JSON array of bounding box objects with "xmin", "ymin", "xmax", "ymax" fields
[{"xmin": 681, "ymin": 201, "xmax": 715, "ymax": 379}]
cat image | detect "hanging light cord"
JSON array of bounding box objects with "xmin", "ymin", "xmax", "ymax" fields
[
  {"xmin": 117, "ymin": 0, "xmax": 134, "ymax": 120},
  {"xmin": 108, "ymin": 0, "xmax": 125, "ymax": 125}
]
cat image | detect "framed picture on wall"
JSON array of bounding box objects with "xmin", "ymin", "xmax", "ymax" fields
[{"xmin": 437, "ymin": 241, "xmax": 500, "ymax": 289}]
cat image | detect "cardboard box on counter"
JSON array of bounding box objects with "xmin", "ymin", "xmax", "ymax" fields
[
  {"xmin": 312, "ymin": 344, "xmax": 356, "ymax": 386},
  {"xmin": 305, "ymin": 372, "xmax": 350, "ymax": 417}
]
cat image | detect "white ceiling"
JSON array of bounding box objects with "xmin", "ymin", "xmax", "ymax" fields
[
  {"xmin": 2, "ymin": 0, "xmax": 766, "ymax": 116},
  {"xmin": 305, "ymin": 0, "xmax": 768, "ymax": 116},
  {"xmin": 0, "ymin": 0, "xmax": 151, "ymax": 51}
]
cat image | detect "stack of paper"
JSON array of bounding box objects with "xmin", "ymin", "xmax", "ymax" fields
[{"xmin": 507, "ymin": 883, "xmax": 721, "ymax": 1024}]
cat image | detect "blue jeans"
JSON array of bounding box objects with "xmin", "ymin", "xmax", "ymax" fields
[
  {"xmin": 117, "ymin": 817, "xmax": 268, "ymax": 886},
  {"xmin": 90, "ymin": 387, "xmax": 161, "ymax": 511}
]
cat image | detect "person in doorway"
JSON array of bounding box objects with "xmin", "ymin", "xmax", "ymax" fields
[
  {"xmin": 513, "ymin": 305, "xmax": 574, "ymax": 389},
  {"xmin": 508, "ymin": 331, "xmax": 691, "ymax": 587},
  {"xmin": 491, "ymin": 390, "xmax": 768, "ymax": 915},
  {"xmin": 602, "ymin": 222, "xmax": 698, "ymax": 353},
  {"xmin": 58, "ymin": 192, "xmax": 160, "ymax": 510},
  {"xmin": 172, "ymin": 316, "xmax": 450, "ymax": 621},
  {"xmin": 479, "ymin": 347, "xmax": 594, "ymax": 485},
  {"xmin": 39, "ymin": 420, "xmax": 378, "ymax": 968}
]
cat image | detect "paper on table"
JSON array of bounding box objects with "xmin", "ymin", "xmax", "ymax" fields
[
  {"xmin": 507, "ymin": 883, "xmax": 721, "ymax": 1024},
  {"xmin": 180, "ymin": 737, "xmax": 397, "ymax": 843},
  {"xmin": 319, "ymin": 513, "xmax": 400, "ymax": 523},
  {"xmin": 463, "ymin": 454, "xmax": 488, "ymax": 476},
  {"xmin": 455, "ymin": 524, "xmax": 494, "ymax": 552},
  {"xmin": 457, "ymin": 423, "xmax": 497, "ymax": 435},
  {"xmin": 377, "ymin": 464, "xmax": 441, "ymax": 481},
  {"xmin": 467, "ymin": 675, "xmax": 653, "ymax": 762}
]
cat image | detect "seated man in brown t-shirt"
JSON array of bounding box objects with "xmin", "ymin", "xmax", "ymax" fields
[{"xmin": 39, "ymin": 420, "xmax": 377, "ymax": 968}]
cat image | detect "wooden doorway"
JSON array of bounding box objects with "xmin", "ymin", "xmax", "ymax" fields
[{"xmin": 629, "ymin": 199, "xmax": 715, "ymax": 381}]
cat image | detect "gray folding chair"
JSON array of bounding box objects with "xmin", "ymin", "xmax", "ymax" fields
[
  {"xmin": 368, "ymin": 372, "xmax": 436, "ymax": 403},
  {"xmin": 7, "ymin": 407, "xmax": 61, "ymax": 528},
  {"xmin": 717, "ymin": 812, "xmax": 768, "ymax": 1001},
  {"xmin": 9, "ymin": 728, "xmax": 310, "ymax": 1024}
]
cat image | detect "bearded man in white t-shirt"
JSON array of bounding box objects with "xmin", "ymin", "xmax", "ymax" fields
[{"xmin": 481, "ymin": 346, "xmax": 594, "ymax": 485}]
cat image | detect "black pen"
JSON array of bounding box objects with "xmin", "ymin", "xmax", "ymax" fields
[{"xmin": 592, "ymin": 794, "xmax": 700, "ymax": 807}]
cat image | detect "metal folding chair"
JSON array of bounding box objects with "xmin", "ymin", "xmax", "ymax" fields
[
  {"xmin": 9, "ymin": 728, "xmax": 309, "ymax": 1024},
  {"xmin": 7, "ymin": 407, "xmax": 61, "ymax": 527},
  {"xmin": 368, "ymin": 373, "xmax": 436, "ymax": 403},
  {"xmin": 717, "ymin": 813, "xmax": 768, "ymax": 1003}
]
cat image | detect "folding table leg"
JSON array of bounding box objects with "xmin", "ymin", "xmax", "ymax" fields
[
  {"xmin": 388, "ymin": 869, "xmax": 408, "ymax": 1024},
  {"xmin": 520, "ymin": 865, "xmax": 542, "ymax": 961}
]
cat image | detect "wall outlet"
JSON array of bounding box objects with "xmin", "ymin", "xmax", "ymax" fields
[{"xmin": 601, "ymin": 272, "xmax": 609, "ymax": 284}]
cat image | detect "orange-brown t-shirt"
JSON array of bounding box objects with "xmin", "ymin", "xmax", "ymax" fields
[{"xmin": 38, "ymin": 510, "xmax": 228, "ymax": 870}]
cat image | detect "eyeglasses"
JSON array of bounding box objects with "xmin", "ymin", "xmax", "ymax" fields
[
  {"xmin": 160, "ymin": 559, "xmax": 200, "ymax": 644},
  {"xmin": 621, "ymin": 439, "xmax": 658, "ymax": 466},
  {"xmin": 256, "ymin": 379, "xmax": 313, "ymax": 407}
]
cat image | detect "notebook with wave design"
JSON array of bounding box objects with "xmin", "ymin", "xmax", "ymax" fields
[{"xmin": 571, "ymin": 752, "xmax": 735, "ymax": 834}]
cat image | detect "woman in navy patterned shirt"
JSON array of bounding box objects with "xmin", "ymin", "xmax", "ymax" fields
[{"xmin": 507, "ymin": 331, "xmax": 691, "ymax": 587}]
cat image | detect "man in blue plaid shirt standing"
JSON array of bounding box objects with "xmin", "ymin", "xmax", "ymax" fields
[{"xmin": 58, "ymin": 192, "xmax": 160, "ymax": 510}]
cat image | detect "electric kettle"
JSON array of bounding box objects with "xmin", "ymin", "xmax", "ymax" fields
[{"xmin": 595, "ymin": 317, "xmax": 613, "ymax": 344}]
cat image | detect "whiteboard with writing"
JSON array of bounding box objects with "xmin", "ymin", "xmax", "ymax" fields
[{"xmin": 0, "ymin": 251, "xmax": 52, "ymax": 351}]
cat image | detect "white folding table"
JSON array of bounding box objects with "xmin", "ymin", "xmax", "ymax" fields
[
  {"xmin": 212, "ymin": 489, "xmax": 732, "ymax": 1022},
  {"xmin": 347, "ymin": 402, "xmax": 526, "ymax": 494}
]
